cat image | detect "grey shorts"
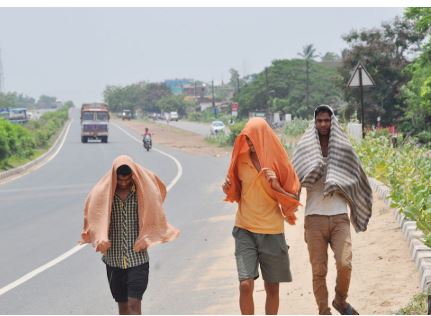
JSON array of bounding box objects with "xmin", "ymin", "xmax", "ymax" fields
[{"xmin": 232, "ymin": 226, "xmax": 292, "ymax": 283}]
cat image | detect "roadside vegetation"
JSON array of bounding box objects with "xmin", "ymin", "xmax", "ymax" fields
[
  {"xmin": 0, "ymin": 104, "xmax": 71, "ymax": 170},
  {"xmin": 397, "ymin": 293, "xmax": 428, "ymax": 315},
  {"xmin": 354, "ymin": 130, "xmax": 431, "ymax": 247}
]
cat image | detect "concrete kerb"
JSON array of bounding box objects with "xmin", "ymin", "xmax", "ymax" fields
[
  {"xmin": 369, "ymin": 178, "xmax": 431, "ymax": 292},
  {"xmin": 0, "ymin": 118, "xmax": 71, "ymax": 183}
]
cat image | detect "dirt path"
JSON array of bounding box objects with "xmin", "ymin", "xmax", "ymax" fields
[{"xmin": 122, "ymin": 119, "xmax": 420, "ymax": 314}]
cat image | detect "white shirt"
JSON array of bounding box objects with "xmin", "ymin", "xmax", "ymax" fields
[{"xmin": 305, "ymin": 157, "xmax": 348, "ymax": 216}]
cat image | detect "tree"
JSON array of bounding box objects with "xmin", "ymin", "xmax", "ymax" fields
[
  {"xmin": 339, "ymin": 15, "xmax": 422, "ymax": 126},
  {"xmin": 0, "ymin": 92, "xmax": 35, "ymax": 108},
  {"xmin": 36, "ymin": 95, "xmax": 57, "ymax": 109},
  {"xmin": 400, "ymin": 8, "xmax": 431, "ymax": 138},
  {"xmin": 156, "ymin": 95, "xmax": 194, "ymax": 116},
  {"xmin": 234, "ymin": 58, "xmax": 343, "ymax": 119},
  {"xmin": 298, "ymin": 44, "xmax": 319, "ymax": 109},
  {"xmin": 103, "ymin": 82, "xmax": 172, "ymax": 114}
]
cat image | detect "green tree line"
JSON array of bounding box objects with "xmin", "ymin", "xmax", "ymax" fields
[
  {"xmin": 103, "ymin": 82, "xmax": 196, "ymax": 116},
  {"xmin": 0, "ymin": 92, "xmax": 62, "ymax": 109}
]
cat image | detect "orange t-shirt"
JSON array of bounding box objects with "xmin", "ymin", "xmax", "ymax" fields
[{"xmin": 235, "ymin": 153, "xmax": 284, "ymax": 234}]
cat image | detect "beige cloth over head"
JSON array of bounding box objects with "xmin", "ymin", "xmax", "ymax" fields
[{"xmin": 80, "ymin": 155, "xmax": 180, "ymax": 252}]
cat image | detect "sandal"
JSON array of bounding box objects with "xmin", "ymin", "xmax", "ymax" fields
[{"xmin": 332, "ymin": 300, "xmax": 359, "ymax": 315}]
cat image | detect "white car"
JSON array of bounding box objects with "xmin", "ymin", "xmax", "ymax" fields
[
  {"xmin": 210, "ymin": 120, "xmax": 225, "ymax": 135},
  {"xmin": 170, "ymin": 111, "xmax": 179, "ymax": 121}
]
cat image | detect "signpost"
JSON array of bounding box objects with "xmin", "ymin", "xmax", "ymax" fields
[
  {"xmin": 347, "ymin": 62, "xmax": 375, "ymax": 138},
  {"xmin": 231, "ymin": 102, "xmax": 239, "ymax": 117}
]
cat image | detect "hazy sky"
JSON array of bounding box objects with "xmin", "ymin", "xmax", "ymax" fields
[{"xmin": 0, "ymin": 7, "xmax": 404, "ymax": 105}]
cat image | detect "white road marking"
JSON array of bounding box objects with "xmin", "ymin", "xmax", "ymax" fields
[{"xmin": 0, "ymin": 121, "xmax": 183, "ymax": 297}]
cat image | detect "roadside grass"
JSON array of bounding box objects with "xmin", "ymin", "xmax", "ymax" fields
[
  {"xmin": 205, "ymin": 133, "xmax": 231, "ymax": 147},
  {"xmin": 396, "ymin": 293, "xmax": 428, "ymax": 315},
  {"xmin": 3, "ymin": 148, "xmax": 46, "ymax": 170}
]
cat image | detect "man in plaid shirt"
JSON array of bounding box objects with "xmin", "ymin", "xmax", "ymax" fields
[
  {"xmin": 103, "ymin": 164, "xmax": 148, "ymax": 314},
  {"xmin": 81, "ymin": 155, "xmax": 179, "ymax": 315}
]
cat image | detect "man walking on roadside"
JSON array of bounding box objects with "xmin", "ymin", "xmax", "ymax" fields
[
  {"xmin": 292, "ymin": 105, "xmax": 372, "ymax": 315},
  {"xmin": 80, "ymin": 155, "xmax": 180, "ymax": 315},
  {"xmin": 222, "ymin": 117, "xmax": 301, "ymax": 315}
]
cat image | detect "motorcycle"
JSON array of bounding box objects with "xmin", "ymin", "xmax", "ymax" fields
[{"xmin": 143, "ymin": 135, "xmax": 152, "ymax": 151}]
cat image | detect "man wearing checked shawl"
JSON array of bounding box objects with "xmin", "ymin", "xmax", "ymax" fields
[{"xmin": 293, "ymin": 105, "xmax": 372, "ymax": 315}]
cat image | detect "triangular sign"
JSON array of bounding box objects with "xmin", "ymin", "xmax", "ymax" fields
[{"xmin": 347, "ymin": 63, "xmax": 375, "ymax": 87}]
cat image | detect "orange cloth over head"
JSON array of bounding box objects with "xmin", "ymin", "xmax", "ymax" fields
[
  {"xmin": 80, "ymin": 155, "xmax": 180, "ymax": 252},
  {"xmin": 224, "ymin": 117, "xmax": 301, "ymax": 224}
]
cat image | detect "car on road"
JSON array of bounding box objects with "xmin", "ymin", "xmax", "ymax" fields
[
  {"xmin": 210, "ymin": 120, "xmax": 225, "ymax": 135},
  {"xmin": 170, "ymin": 111, "xmax": 179, "ymax": 121}
]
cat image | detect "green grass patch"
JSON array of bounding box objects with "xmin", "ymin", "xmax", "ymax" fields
[{"xmin": 397, "ymin": 293, "xmax": 428, "ymax": 315}]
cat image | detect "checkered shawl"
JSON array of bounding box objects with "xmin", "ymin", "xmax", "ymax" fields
[{"xmin": 292, "ymin": 114, "xmax": 372, "ymax": 232}]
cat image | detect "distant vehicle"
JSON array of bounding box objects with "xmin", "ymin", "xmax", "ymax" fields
[
  {"xmin": 80, "ymin": 103, "xmax": 110, "ymax": 143},
  {"xmin": 210, "ymin": 120, "xmax": 225, "ymax": 135},
  {"xmin": 143, "ymin": 134, "xmax": 152, "ymax": 151},
  {"xmin": 169, "ymin": 111, "xmax": 179, "ymax": 121},
  {"xmin": 122, "ymin": 109, "xmax": 132, "ymax": 120},
  {"xmin": 0, "ymin": 107, "xmax": 28, "ymax": 124}
]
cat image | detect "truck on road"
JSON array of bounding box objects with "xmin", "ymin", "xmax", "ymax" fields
[
  {"xmin": 0, "ymin": 107, "xmax": 28, "ymax": 124},
  {"xmin": 80, "ymin": 103, "xmax": 110, "ymax": 143}
]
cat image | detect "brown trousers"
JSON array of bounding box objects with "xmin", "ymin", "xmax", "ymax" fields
[{"xmin": 304, "ymin": 214, "xmax": 352, "ymax": 315}]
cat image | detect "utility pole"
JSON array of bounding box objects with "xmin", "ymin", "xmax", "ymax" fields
[
  {"xmin": 305, "ymin": 58, "xmax": 309, "ymax": 109},
  {"xmin": 212, "ymin": 80, "xmax": 216, "ymax": 118},
  {"xmin": 265, "ymin": 67, "xmax": 269, "ymax": 119},
  {"xmin": 0, "ymin": 48, "xmax": 4, "ymax": 93}
]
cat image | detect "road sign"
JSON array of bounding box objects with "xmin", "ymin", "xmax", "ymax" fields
[
  {"xmin": 347, "ymin": 62, "xmax": 376, "ymax": 139},
  {"xmin": 347, "ymin": 63, "xmax": 375, "ymax": 87}
]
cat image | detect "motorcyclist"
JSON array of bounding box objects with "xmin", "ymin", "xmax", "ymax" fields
[{"xmin": 142, "ymin": 128, "xmax": 152, "ymax": 148}]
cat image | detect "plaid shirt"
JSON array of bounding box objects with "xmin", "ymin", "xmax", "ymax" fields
[{"xmin": 102, "ymin": 185, "xmax": 149, "ymax": 269}]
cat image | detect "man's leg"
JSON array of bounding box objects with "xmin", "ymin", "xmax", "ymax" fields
[
  {"xmin": 233, "ymin": 227, "xmax": 259, "ymax": 315},
  {"xmin": 264, "ymin": 281, "xmax": 279, "ymax": 315},
  {"xmin": 305, "ymin": 215, "xmax": 331, "ymax": 315},
  {"xmin": 239, "ymin": 279, "xmax": 255, "ymax": 315},
  {"xmin": 127, "ymin": 298, "xmax": 141, "ymax": 315},
  {"xmin": 106, "ymin": 265, "xmax": 129, "ymax": 314},
  {"xmin": 118, "ymin": 302, "xmax": 129, "ymax": 315},
  {"xmin": 329, "ymin": 214, "xmax": 352, "ymax": 310},
  {"xmin": 258, "ymin": 233, "xmax": 291, "ymax": 315}
]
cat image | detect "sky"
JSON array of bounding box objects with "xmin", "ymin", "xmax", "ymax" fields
[{"xmin": 0, "ymin": 7, "xmax": 406, "ymax": 105}]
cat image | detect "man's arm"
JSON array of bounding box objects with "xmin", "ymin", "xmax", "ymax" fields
[{"xmin": 262, "ymin": 168, "xmax": 299, "ymax": 200}]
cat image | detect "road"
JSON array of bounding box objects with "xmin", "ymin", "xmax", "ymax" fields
[{"xmin": 0, "ymin": 108, "xmax": 236, "ymax": 314}]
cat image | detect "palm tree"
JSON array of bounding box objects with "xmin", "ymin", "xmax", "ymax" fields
[{"xmin": 298, "ymin": 44, "xmax": 318, "ymax": 109}]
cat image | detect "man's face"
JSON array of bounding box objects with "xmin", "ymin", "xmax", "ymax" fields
[
  {"xmin": 245, "ymin": 136, "xmax": 256, "ymax": 153},
  {"xmin": 116, "ymin": 173, "xmax": 133, "ymax": 190},
  {"xmin": 315, "ymin": 112, "xmax": 331, "ymax": 136}
]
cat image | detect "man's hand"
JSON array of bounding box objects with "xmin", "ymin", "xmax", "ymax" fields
[
  {"xmin": 222, "ymin": 176, "xmax": 231, "ymax": 194},
  {"xmin": 262, "ymin": 168, "xmax": 300, "ymax": 200},
  {"xmin": 262, "ymin": 168, "xmax": 282, "ymax": 191}
]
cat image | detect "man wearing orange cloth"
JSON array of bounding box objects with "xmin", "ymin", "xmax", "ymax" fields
[
  {"xmin": 222, "ymin": 117, "xmax": 301, "ymax": 315},
  {"xmin": 80, "ymin": 155, "xmax": 180, "ymax": 315}
]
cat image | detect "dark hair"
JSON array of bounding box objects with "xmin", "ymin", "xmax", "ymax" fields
[
  {"xmin": 117, "ymin": 164, "xmax": 132, "ymax": 176},
  {"xmin": 314, "ymin": 105, "xmax": 333, "ymax": 118}
]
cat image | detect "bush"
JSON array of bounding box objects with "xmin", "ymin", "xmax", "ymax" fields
[
  {"xmin": 0, "ymin": 105, "xmax": 69, "ymax": 169},
  {"xmin": 284, "ymin": 118, "xmax": 310, "ymax": 136},
  {"xmin": 354, "ymin": 134, "xmax": 431, "ymax": 247},
  {"xmin": 227, "ymin": 120, "xmax": 247, "ymax": 145}
]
